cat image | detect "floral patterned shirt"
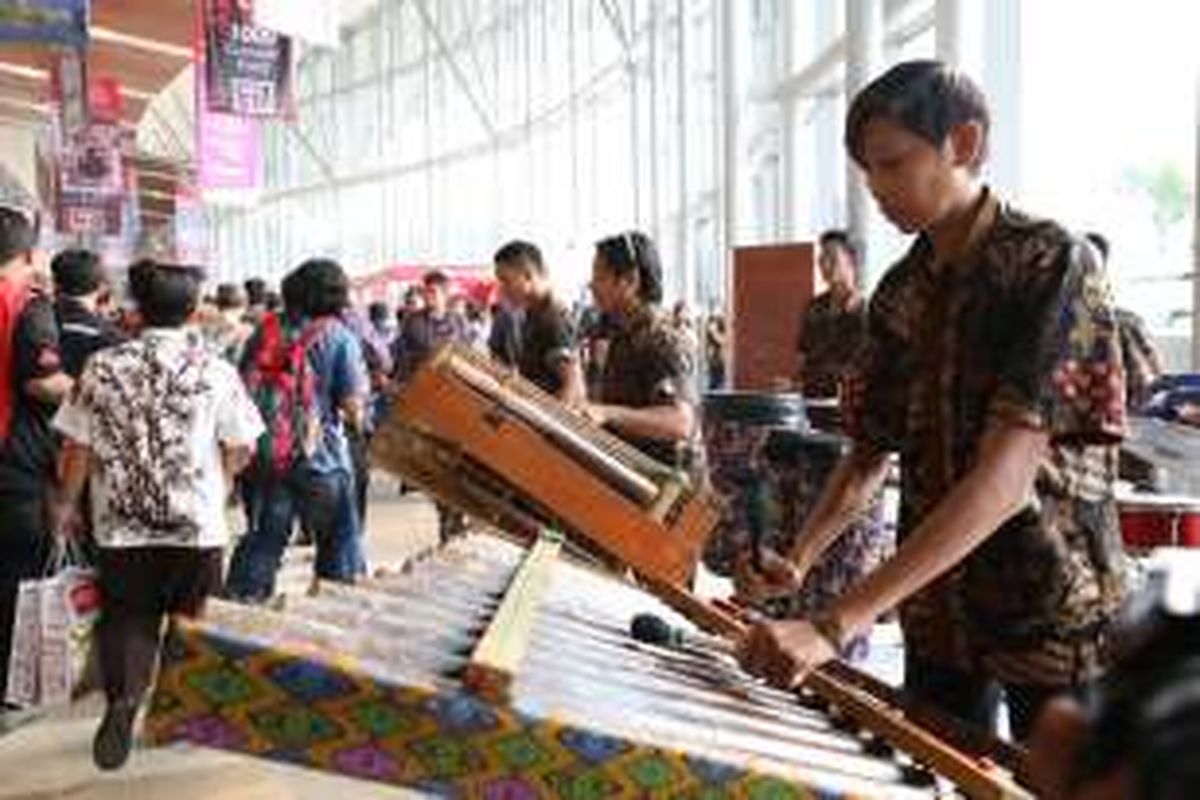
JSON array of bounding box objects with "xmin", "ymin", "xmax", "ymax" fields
[
  {"xmin": 845, "ymin": 189, "xmax": 1131, "ymax": 686},
  {"xmin": 54, "ymin": 328, "xmax": 264, "ymax": 548},
  {"xmin": 600, "ymin": 304, "xmax": 699, "ymax": 471},
  {"xmin": 798, "ymin": 291, "xmax": 868, "ymax": 399}
]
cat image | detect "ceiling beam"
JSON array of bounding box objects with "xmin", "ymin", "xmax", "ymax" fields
[{"xmin": 91, "ymin": 25, "xmax": 192, "ymax": 60}]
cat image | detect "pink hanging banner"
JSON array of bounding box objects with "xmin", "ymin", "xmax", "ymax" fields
[
  {"xmin": 194, "ymin": 3, "xmax": 263, "ymax": 193},
  {"xmin": 195, "ymin": 68, "xmax": 262, "ymax": 192}
]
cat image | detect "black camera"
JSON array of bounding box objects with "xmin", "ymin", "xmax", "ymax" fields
[{"xmin": 1071, "ymin": 552, "xmax": 1200, "ymax": 799}]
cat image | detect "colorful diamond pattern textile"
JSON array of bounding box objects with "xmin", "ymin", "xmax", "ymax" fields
[{"xmin": 145, "ymin": 615, "xmax": 837, "ymax": 799}]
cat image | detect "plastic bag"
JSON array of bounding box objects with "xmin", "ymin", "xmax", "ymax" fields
[{"xmin": 4, "ymin": 541, "xmax": 100, "ymax": 707}]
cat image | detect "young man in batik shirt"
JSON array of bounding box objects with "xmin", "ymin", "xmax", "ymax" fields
[
  {"xmin": 738, "ymin": 61, "xmax": 1129, "ymax": 742},
  {"xmin": 796, "ymin": 229, "xmax": 869, "ymax": 400}
]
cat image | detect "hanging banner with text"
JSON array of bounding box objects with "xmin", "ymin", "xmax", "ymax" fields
[
  {"xmin": 59, "ymin": 123, "xmax": 122, "ymax": 196},
  {"xmin": 0, "ymin": 0, "xmax": 88, "ymax": 47},
  {"xmin": 54, "ymin": 122, "xmax": 131, "ymax": 239},
  {"xmin": 195, "ymin": 75, "xmax": 263, "ymax": 193},
  {"xmin": 56, "ymin": 189, "xmax": 123, "ymax": 237},
  {"xmin": 202, "ymin": 0, "xmax": 294, "ymax": 117}
]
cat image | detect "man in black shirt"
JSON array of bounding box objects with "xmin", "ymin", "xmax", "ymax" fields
[
  {"xmin": 493, "ymin": 240, "xmax": 584, "ymax": 404},
  {"xmin": 0, "ymin": 208, "xmax": 73, "ymax": 706},
  {"xmin": 487, "ymin": 301, "xmax": 522, "ymax": 368},
  {"xmin": 52, "ymin": 249, "xmax": 125, "ymax": 379}
]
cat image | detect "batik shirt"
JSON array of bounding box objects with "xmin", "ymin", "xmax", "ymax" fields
[
  {"xmin": 54, "ymin": 328, "xmax": 264, "ymax": 548},
  {"xmin": 600, "ymin": 303, "xmax": 700, "ymax": 472},
  {"xmin": 798, "ymin": 291, "xmax": 868, "ymax": 399},
  {"xmin": 845, "ymin": 189, "xmax": 1130, "ymax": 686},
  {"xmin": 1114, "ymin": 307, "xmax": 1161, "ymax": 410}
]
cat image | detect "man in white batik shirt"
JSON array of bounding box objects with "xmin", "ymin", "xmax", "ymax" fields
[{"xmin": 52, "ymin": 259, "xmax": 263, "ymax": 772}]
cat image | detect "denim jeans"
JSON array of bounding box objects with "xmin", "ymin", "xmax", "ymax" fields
[{"xmin": 225, "ymin": 465, "xmax": 363, "ymax": 602}]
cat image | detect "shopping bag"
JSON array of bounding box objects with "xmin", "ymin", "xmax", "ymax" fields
[
  {"xmin": 3, "ymin": 540, "xmax": 100, "ymax": 707},
  {"xmin": 3, "ymin": 579, "xmax": 43, "ymax": 707},
  {"xmin": 38, "ymin": 560, "xmax": 101, "ymax": 705}
]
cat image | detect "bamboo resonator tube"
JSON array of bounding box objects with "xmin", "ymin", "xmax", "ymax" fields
[{"xmin": 443, "ymin": 352, "xmax": 667, "ymax": 507}]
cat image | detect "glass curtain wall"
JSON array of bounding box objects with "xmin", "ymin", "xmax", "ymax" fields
[
  {"xmin": 208, "ymin": 0, "xmax": 723, "ymax": 309},
  {"xmin": 207, "ymin": 0, "xmax": 1197, "ymax": 366}
]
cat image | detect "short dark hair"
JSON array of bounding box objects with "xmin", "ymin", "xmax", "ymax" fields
[
  {"xmin": 215, "ymin": 282, "xmax": 246, "ymax": 311},
  {"xmin": 244, "ymin": 277, "xmax": 267, "ymax": 306},
  {"xmin": 51, "ymin": 248, "xmax": 103, "ymax": 297},
  {"xmin": 494, "ymin": 240, "xmax": 545, "ymax": 275},
  {"xmin": 368, "ymin": 301, "xmax": 390, "ymax": 325},
  {"xmin": 595, "ymin": 230, "xmax": 663, "ymax": 305},
  {"xmin": 846, "ymin": 60, "xmax": 990, "ymax": 171},
  {"xmin": 280, "ymin": 267, "xmax": 306, "ymax": 318},
  {"xmin": 295, "ymin": 257, "xmax": 350, "ymax": 317},
  {"xmin": 818, "ymin": 230, "xmax": 859, "ymax": 263},
  {"xmin": 1085, "ymin": 232, "xmax": 1110, "ymax": 262},
  {"xmin": 0, "ymin": 206, "xmax": 37, "ymax": 266},
  {"xmin": 264, "ymin": 290, "xmax": 283, "ymax": 312},
  {"xmin": 422, "ymin": 269, "xmax": 450, "ymax": 289},
  {"xmin": 128, "ymin": 259, "xmax": 201, "ymax": 328}
]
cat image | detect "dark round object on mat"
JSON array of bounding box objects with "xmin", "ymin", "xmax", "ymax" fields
[{"xmin": 630, "ymin": 613, "xmax": 679, "ymax": 648}]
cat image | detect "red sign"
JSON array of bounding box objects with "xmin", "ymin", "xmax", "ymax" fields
[
  {"xmin": 51, "ymin": 51, "xmax": 126, "ymax": 127},
  {"xmin": 88, "ymin": 76, "xmax": 124, "ymax": 123}
]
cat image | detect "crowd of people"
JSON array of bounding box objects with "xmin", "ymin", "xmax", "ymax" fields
[
  {"xmin": 0, "ymin": 195, "xmax": 711, "ymax": 772},
  {"xmin": 0, "ymin": 57, "xmax": 1195, "ymax": 799}
]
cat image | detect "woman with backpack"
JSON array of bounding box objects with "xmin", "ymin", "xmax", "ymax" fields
[{"xmin": 225, "ymin": 259, "xmax": 369, "ymax": 602}]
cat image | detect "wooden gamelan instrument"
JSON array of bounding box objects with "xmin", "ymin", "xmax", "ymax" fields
[
  {"xmin": 146, "ymin": 535, "xmax": 1031, "ymax": 798},
  {"xmin": 371, "ymin": 343, "xmax": 721, "ymax": 590}
]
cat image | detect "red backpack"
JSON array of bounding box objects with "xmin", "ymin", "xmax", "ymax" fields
[{"xmin": 241, "ymin": 313, "xmax": 326, "ymax": 476}]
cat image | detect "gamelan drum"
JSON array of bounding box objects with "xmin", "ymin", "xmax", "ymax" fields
[
  {"xmin": 755, "ymin": 428, "xmax": 888, "ymax": 660},
  {"xmin": 701, "ymin": 391, "xmax": 806, "ymax": 575},
  {"xmin": 1117, "ymin": 491, "xmax": 1200, "ymax": 550}
]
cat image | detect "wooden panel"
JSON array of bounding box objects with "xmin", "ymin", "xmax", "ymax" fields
[
  {"xmin": 86, "ymin": 40, "xmax": 188, "ymax": 93},
  {"xmin": 731, "ymin": 242, "xmax": 818, "ymax": 391},
  {"xmin": 92, "ymin": 0, "xmax": 194, "ymax": 46},
  {"xmin": 138, "ymin": 172, "xmax": 178, "ymax": 194},
  {"xmin": 0, "ymin": 0, "xmax": 193, "ymax": 124},
  {"xmin": 0, "ymin": 71, "xmax": 45, "ymax": 105},
  {"xmin": 397, "ymin": 365, "xmax": 705, "ymax": 587}
]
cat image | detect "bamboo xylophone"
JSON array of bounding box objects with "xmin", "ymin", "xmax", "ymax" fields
[
  {"xmin": 146, "ymin": 534, "xmax": 1031, "ymax": 799},
  {"xmin": 366, "ymin": 342, "xmax": 1033, "ymax": 796}
]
